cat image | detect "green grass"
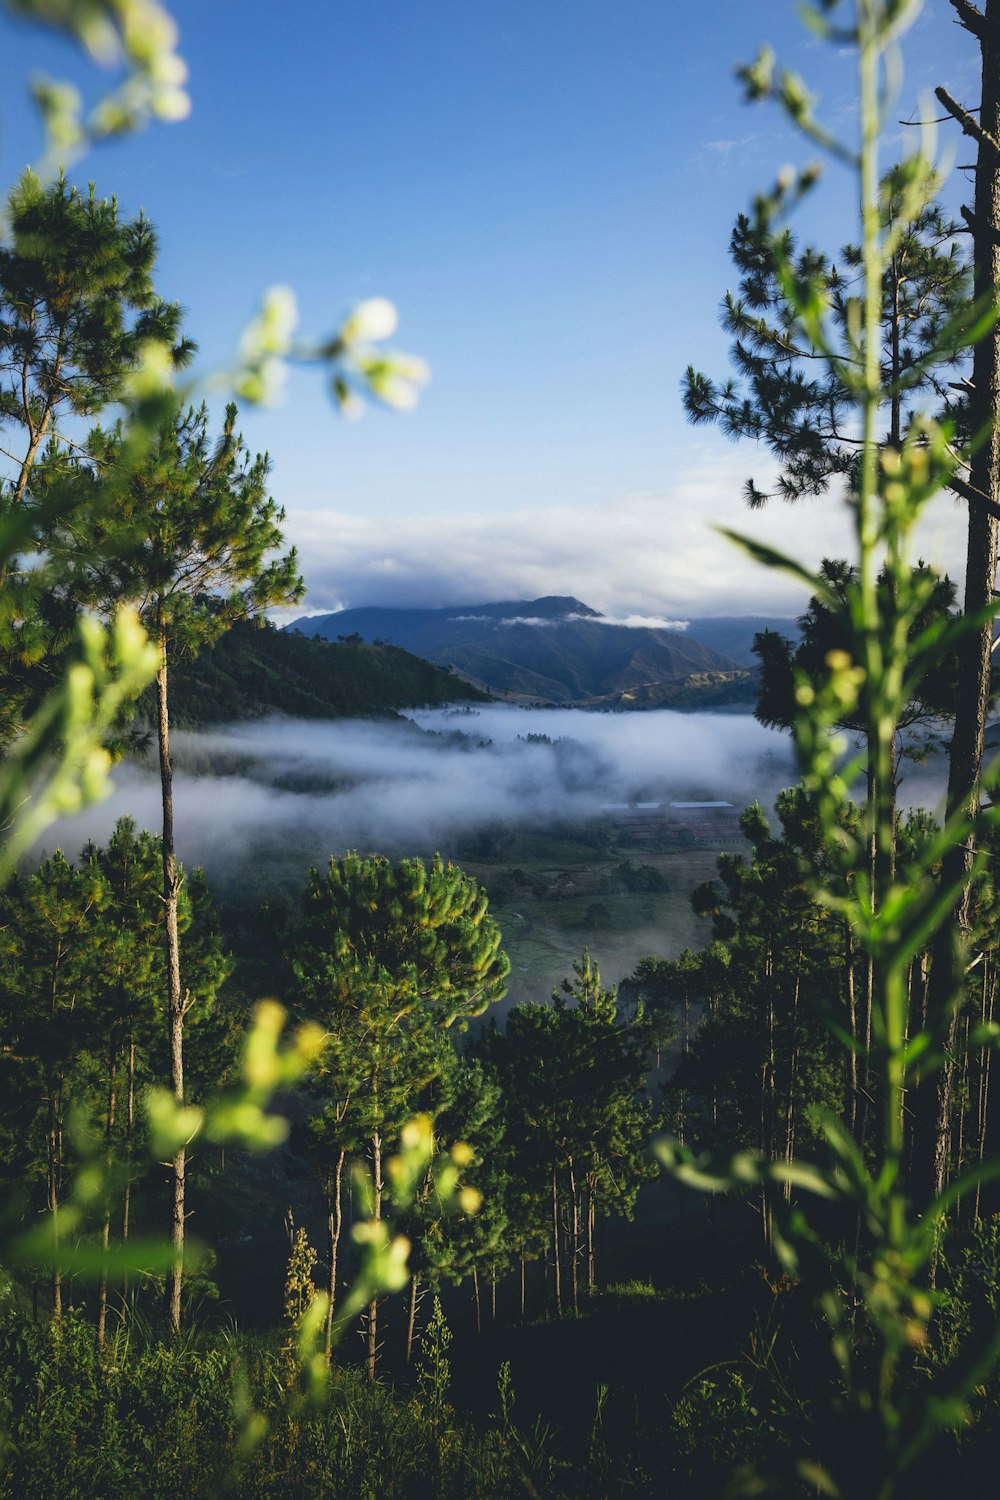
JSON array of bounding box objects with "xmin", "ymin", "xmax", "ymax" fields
[{"xmin": 461, "ymin": 839, "xmax": 723, "ymax": 1005}]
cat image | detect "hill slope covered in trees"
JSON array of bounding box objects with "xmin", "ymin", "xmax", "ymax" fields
[{"xmin": 137, "ymin": 619, "xmax": 489, "ymax": 728}]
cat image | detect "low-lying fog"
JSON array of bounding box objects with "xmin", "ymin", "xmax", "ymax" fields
[{"xmin": 37, "ymin": 705, "xmax": 802, "ymax": 887}]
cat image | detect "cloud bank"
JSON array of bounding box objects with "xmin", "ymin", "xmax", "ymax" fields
[
  {"xmin": 37, "ymin": 705, "xmax": 797, "ymax": 890},
  {"xmin": 281, "ymin": 453, "xmax": 964, "ymax": 621}
]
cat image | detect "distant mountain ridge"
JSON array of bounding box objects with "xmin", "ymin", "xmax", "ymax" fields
[{"xmin": 286, "ymin": 596, "xmax": 780, "ymax": 707}]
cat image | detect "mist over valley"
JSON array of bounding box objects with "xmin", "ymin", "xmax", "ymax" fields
[
  {"xmin": 42, "ymin": 705, "xmax": 794, "ymax": 877},
  {"xmin": 37, "ymin": 703, "xmax": 804, "ymax": 1001}
]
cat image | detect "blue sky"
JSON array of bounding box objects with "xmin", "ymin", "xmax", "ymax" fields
[{"xmin": 0, "ymin": 1, "xmax": 980, "ymax": 618}]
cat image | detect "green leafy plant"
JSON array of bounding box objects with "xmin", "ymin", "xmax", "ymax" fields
[{"xmin": 661, "ymin": 3, "xmax": 1000, "ymax": 1496}]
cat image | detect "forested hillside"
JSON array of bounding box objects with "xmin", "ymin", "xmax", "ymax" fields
[{"xmin": 135, "ymin": 618, "xmax": 489, "ymax": 727}]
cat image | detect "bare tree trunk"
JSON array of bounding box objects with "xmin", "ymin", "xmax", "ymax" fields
[
  {"xmin": 956, "ymin": 1009, "xmax": 971, "ymax": 1216},
  {"xmin": 367, "ymin": 1129, "xmax": 382, "ymax": 1380},
  {"xmin": 568, "ymin": 1157, "xmax": 579, "ymax": 1315},
  {"xmin": 157, "ymin": 627, "xmax": 187, "ymax": 1336},
  {"xmin": 760, "ymin": 947, "xmax": 775, "ymax": 1251},
  {"xmin": 551, "ymin": 1165, "xmax": 562, "ymax": 1317},
  {"xmin": 13, "ymin": 377, "xmax": 59, "ymax": 506},
  {"xmin": 406, "ymin": 1272, "xmax": 420, "ymax": 1364},
  {"xmin": 846, "ymin": 920, "xmax": 858, "ymax": 1138},
  {"xmin": 974, "ymin": 953, "xmax": 996, "ymax": 1222},
  {"xmin": 97, "ymin": 1054, "xmax": 117, "ymax": 1347},
  {"xmin": 520, "ymin": 1253, "xmax": 526, "ymax": 1319},
  {"xmin": 784, "ymin": 970, "xmax": 800, "ymax": 1202},
  {"xmin": 121, "ymin": 1037, "xmax": 135, "ymax": 1306},
  {"xmin": 47, "ymin": 1093, "xmax": 62, "ymax": 1319},
  {"xmin": 587, "ymin": 1178, "xmax": 596, "ymax": 1292},
  {"xmin": 47, "ymin": 945, "xmax": 63, "ymax": 1318},
  {"xmin": 472, "ymin": 1266, "xmax": 481, "ymax": 1334},
  {"xmin": 324, "ymin": 1150, "xmax": 346, "ymax": 1359}
]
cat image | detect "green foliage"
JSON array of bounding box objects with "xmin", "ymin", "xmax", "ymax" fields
[
  {"xmin": 294, "ymin": 850, "xmax": 509, "ymax": 1044},
  {"xmin": 283, "ymin": 1227, "xmax": 318, "ymax": 1334},
  {"xmin": 0, "ymin": 1309, "xmax": 542, "ymax": 1500},
  {"xmin": 414, "ymin": 1295, "xmax": 453, "ymax": 1432},
  {"xmin": 0, "ymin": 168, "xmax": 189, "ymax": 488},
  {"xmin": 293, "ymin": 849, "xmax": 509, "ymax": 1207},
  {"xmin": 0, "ymin": 611, "xmax": 158, "ymax": 881},
  {"xmin": 484, "ymin": 951, "xmax": 654, "ymax": 1313},
  {"xmin": 67, "ymin": 399, "xmax": 303, "ymax": 654},
  {"xmin": 683, "ymin": 178, "xmax": 971, "ymax": 507},
  {"xmin": 669, "ymin": 3, "xmax": 1000, "ymax": 1496},
  {"xmin": 0, "ymin": 166, "xmax": 192, "ymax": 746},
  {"xmin": 754, "ymin": 558, "xmax": 962, "ymax": 742}
]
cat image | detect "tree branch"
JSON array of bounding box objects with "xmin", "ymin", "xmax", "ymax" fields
[
  {"xmin": 936, "ymin": 86, "xmax": 1000, "ymax": 158},
  {"xmin": 948, "ymin": 471, "xmax": 1000, "ymax": 521},
  {"xmin": 948, "ymin": 0, "xmax": 988, "ymax": 43},
  {"xmin": 961, "ymin": 204, "xmax": 1000, "ymax": 245}
]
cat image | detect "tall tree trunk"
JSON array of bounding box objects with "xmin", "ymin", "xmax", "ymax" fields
[
  {"xmin": 121, "ymin": 1036, "xmax": 135, "ymax": 1305},
  {"xmin": 97, "ymin": 1053, "xmax": 117, "ymax": 1348},
  {"xmin": 406, "ymin": 1272, "xmax": 420, "ymax": 1364},
  {"xmin": 784, "ymin": 969, "xmax": 800, "ymax": 1202},
  {"xmin": 568, "ymin": 1157, "xmax": 579, "ymax": 1315},
  {"xmin": 324, "ymin": 1150, "xmax": 346, "ymax": 1359},
  {"xmin": 520, "ymin": 1252, "xmax": 526, "ymax": 1319},
  {"xmin": 47, "ymin": 943, "xmax": 63, "ymax": 1318},
  {"xmin": 12, "ymin": 365, "xmax": 59, "ymax": 506},
  {"xmin": 47, "ymin": 1092, "xmax": 62, "ymax": 1319},
  {"xmin": 920, "ymin": 0, "xmax": 1000, "ymax": 1213},
  {"xmin": 551, "ymin": 1165, "xmax": 562, "ymax": 1317},
  {"xmin": 974, "ymin": 951, "xmax": 996, "ymax": 1222},
  {"xmin": 760, "ymin": 946, "xmax": 775, "ymax": 1251},
  {"xmin": 367, "ymin": 1128, "xmax": 382, "ymax": 1380},
  {"xmin": 472, "ymin": 1266, "xmax": 481, "ymax": 1334},
  {"xmin": 157, "ymin": 625, "xmax": 187, "ymax": 1336},
  {"xmin": 956, "ymin": 1008, "xmax": 971, "ymax": 1216},
  {"xmin": 846, "ymin": 920, "xmax": 858, "ymax": 1138}
]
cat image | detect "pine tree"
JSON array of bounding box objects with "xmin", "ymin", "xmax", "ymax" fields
[
  {"xmin": 0, "ymin": 170, "xmax": 192, "ymax": 743},
  {"xmin": 398, "ymin": 1051, "xmax": 509, "ymax": 1354},
  {"xmin": 0, "ymin": 169, "xmax": 192, "ymax": 507},
  {"xmin": 683, "ymin": 196, "xmax": 970, "ymax": 505},
  {"xmin": 0, "ymin": 851, "xmax": 110, "ymax": 1313},
  {"xmin": 291, "ymin": 851, "xmax": 508, "ymax": 1375},
  {"xmin": 683, "ymin": 797, "xmax": 844, "ymax": 1247},
  {"xmin": 754, "ymin": 558, "xmax": 960, "ymax": 819},
  {"xmin": 62, "ymin": 401, "xmax": 302, "ymax": 1332},
  {"xmin": 487, "ymin": 954, "xmax": 653, "ymax": 1316}
]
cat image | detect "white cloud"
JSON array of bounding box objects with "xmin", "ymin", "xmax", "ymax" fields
[
  {"xmin": 498, "ymin": 616, "xmax": 557, "ymax": 627},
  {"xmin": 495, "ymin": 611, "xmax": 690, "ymax": 630},
  {"xmin": 283, "ymin": 451, "xmax": 966, "ymax": 620},
  {"xmin": 569, "ymin": 612, "xmax": 689, "ymax": 631}
]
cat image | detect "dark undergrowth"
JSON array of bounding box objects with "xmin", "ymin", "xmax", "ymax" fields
[{"xmin": 3, "ymin": 1227, "xmax": 1000, "ymax": 1500}]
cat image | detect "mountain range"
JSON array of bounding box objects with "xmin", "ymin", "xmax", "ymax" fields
[{"xmin": 286, "ymin": 596, "xmax": 793, "ymax": 707}]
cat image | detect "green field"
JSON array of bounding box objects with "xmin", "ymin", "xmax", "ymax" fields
[{"xmin": 454, "ymin": 822, "xmax": 735, "ymax": 1007}]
